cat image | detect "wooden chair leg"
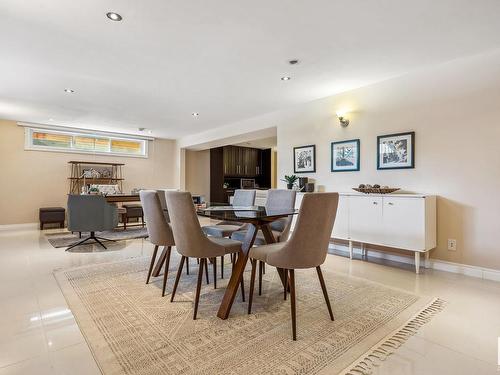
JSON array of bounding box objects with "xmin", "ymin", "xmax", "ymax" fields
[
  {"xmin": 161, "ymin": 246, "xmax": 172, "ymax": 297},
  {"xmin": 170, "ymin": 256, "xmax": 185, "ymax": 302},
  {"xmin": 197, "ymin": 258, "xmax": 200, "ymax": 264},
  {"xmin": 248, "ymin": 259, "xmax": 257, "ymax": 314},
  {"xmin": 193, "ymin": 258, "xmax": 205, "ymax": 320},
  {"xmin": 316, "ymin": 266, "xmax": 334, "ymax": 321},
  {"xmin": 283, "ymin": 268, "xmax": 288, "ymax": 300},
  {"xmin": 238, "ymin": 253, "xmax": 245, "ymax": 302},
  {"xmin": 221, "ymin": 255, "xmax": 224, "ymax": 279},
  {"xmin": 258, "ymin": 261, "xmax": 263, "ymax": 296},
  {"xmin": 146, "ymin": 245, "xmax": 159, "ymax": 284},
  {"xmin": 289, "ymin": 269, "xmax": 297, "ymax": 341},
  {"xmin": 212, "ymin": 257, "xmax": 217, "ymax": 289},
  {"xmin": 262, "ymin": 262, "xmax": 266, "ymax": 274},
  {"xmin": 205, "ymin": 259, "xmax": 209, "ymax": 284},
  {"xmin": 186, "ymin": 257, "xmax": 190, "ymax": 275}
]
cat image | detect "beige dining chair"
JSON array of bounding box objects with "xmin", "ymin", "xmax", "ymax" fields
[
  {"xmin": 247, "ymin": 192, "xmax": 339, "ymax": 340},
  {"xmin": 140, "ymin": 190, "xmax": 176, "ymax": 297},
  {"xmin": 231, "ymin": 189, "xmax": 296, "ymax": 293},
  {"xmin": 166, "ymin": 191, "xmax": 245, "ymax": 319},
  {"xmin": 202, "ymin": 189, "xmax": 256, "ymax": 278}
]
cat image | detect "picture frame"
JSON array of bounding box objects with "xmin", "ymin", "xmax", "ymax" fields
[
  {"xmin": 331, "ymin": 139, "xmax": 360, "ymax": 172},
  {"xmin": 293, "ymin": 145, "xmax": 316, "ymax": 173},
  {"xmin": 377, "ymin": 131, "xmax": 415, "ymax": 170}
]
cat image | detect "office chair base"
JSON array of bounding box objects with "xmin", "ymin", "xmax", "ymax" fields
[{"xmin": 66, "ymin": 231, "xmax": 115, "ymax": 251}]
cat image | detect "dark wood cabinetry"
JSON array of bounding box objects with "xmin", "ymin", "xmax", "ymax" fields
[{"xmin": 211, "ymin": 146, "xmax": 271, "ymax": 202}]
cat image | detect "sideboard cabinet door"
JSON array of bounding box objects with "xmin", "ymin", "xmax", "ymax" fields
[
  {"xmin": 349, "ymin": 196, "xmax": 384, "ymax": 244},
  {"xmin": 382, "ymin": 197, "xmax": 425, "ymax": 251}
]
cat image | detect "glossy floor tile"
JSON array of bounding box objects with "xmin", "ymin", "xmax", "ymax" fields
[{"xmin": 0, "ymin": 224, "xmax": 499, "ymax": 374}]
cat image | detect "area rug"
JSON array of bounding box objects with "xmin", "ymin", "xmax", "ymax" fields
[
  {"xmin": 45, "ymin": 227, "xmax": 149, "ymax": 248},
  {"xmin": 54, "ymin": 256, "xmax": 444, "ymax": 375}
]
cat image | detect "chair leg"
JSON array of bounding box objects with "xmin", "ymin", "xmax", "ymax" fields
[
  {"xmin": 258, "ymin": 261, "xmax": 263, "ymax": 296},
  {"xmin": 221, "ymin": 255, "xmax": 224, "ymax": 279},
  {"xmin": 205, "ymin": 259, "xmax": 209, "ymax": 284},
  {"xmin": 262, "ymin": 261, "xmax": 266, "ymax": 274},
  {"xmin": 146, "ymin": 245, "xmax": 159, "ymax": 284},
  {"xmin": 316, "ymin": 266, "xmax": 334, "ymax": 321},
  {"xmin": 248, "ymin": 259, "xmax": 257, "ymax": 314},
  {"xmin": 161, "ymin": 247, "xmax": 172, "ymax": 297},
  {"xmin": 289, "ymin": 269, "xmax": 297, "ymax": 341},
  {"xmin": 65, "ymin": 236, "xmax": 93, "ymax": 251},
  {"xmin": 186, "ymin": 257, "xmax": 190, "ymax": 275},
  {"xmin": 197, "ymin": 258, "xmax": 200, "ymax": 264},
  {"xmin": 193, "ymin": 258, "xmax": 205, "ymax": 320},
  {"xmin": 212, "ymin": 257, "xmax": 217, "ymax": 289},
  {"xmin": 283, "ymin": 268, "xmax": 288, "ymax": 301},
  {"xmin": 170, "ymin": 256, "xmax": 185, "ymax": 302},
  {"xmin": 92, "ymin": 236, "xmax": 107, "ymax": 249},
  {"xmin": 238, "ymin": 253, "xmax": 245, "ymax": 302}
]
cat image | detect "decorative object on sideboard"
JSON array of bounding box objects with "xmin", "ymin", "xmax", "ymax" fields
[
  {"xmin": 293, "ymin": 145, "xmax": 316, "ymax": 173},
  {"xmin": 353, "ymin": 184, "xmax": 400, "ymax": 194},
  {"xmin": 89, "ymin": 186, "xmax": 100, "ymax": 195},
  {"xmin": 377, "ymin": 131, "xmax": 415, "ymax": 170},
  {"xmin": 331, "ymin": 139, "xmax": 360, "ymax": 172},
  {"xmin": 281, "ymin": 175, "xmax": 298, "ymax": 190},
  {"xmin": 298, "ymin": 177, "xmax": 308, "ymax": 191},
  {"xmin": 305, "ymin": 182, "xmax": 315, "ymax": 192}
]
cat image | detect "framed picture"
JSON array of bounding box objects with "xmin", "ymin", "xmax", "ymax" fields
[
  {"xmin": 293, "ymin": 145, "xmax": 316, "ymax": 173},
  {"xmin": 377, "ymin": 131, "xmax": 415, "ymax": 170},
  {"xmin": 331, "ymin": 139, "xmax": 360, "ymax": 172}
]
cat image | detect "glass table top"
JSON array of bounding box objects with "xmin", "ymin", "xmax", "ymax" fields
[{"xmin": 196, "ymin": 202, "xmax": 297, "ymax": 222}]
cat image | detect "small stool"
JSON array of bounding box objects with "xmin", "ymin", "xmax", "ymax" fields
[
  {"xmin": 122, "ymin": 204, "xmax": 144, "ymax": 230},
  {"xmin": 39, "ymin": 207, "xmax": 65, "ymax": 230}
]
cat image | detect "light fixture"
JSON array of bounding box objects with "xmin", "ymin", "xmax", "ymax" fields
[
  {"xmin": 281, "ymin": 76, "xmax": 291, "ymax": 81},
  {"xmin": 64, "ymin": 88, "xmax": 75, "ymax": 93},
  {"xmin": 106, "ymin": 12, "xmax": 122, "ymax": 21},
  {"xmin": 336, "ymin": 111, "xmax": 350, "ymax": 127},
  {"xmin": 288, "ymin": 59, "xmax": 299, "ymax": 65},
  {"xmin": 192, "ymin": 112, "xmax": 199, "ymax": 117}
]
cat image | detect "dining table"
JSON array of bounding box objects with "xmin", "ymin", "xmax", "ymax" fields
[{"xmin": 196, "ymin": 203, "xmax": 298, "ymax": 320}]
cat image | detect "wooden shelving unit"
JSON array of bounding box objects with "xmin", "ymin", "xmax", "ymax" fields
[{"xmin": 68, "ymin": 161, "xmax": 124, "ymax": 194}]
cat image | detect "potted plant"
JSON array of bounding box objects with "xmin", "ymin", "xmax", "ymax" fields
[
  {"xmin": 281, "ymin": 175, "xmax": 298, "ymax": 190},
  {"xmin": 89, "ymin": 186, "xmax": 100, "ymax": 195}
]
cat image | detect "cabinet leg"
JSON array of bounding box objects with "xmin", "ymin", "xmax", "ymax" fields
[
  {"xmin": 414, "ymin": 252, "xmax": 420, "ymax": 274},
  {"xmin": 349, "ymin": 241, "xmax": 353, "ymax": 260},
  {"xmin": 425, "ymin": 251, "xmax": 430, "ymax": 268},
  {"xmin": 361, "ymin": 243, "xmax": 365, "ymax": 258}
]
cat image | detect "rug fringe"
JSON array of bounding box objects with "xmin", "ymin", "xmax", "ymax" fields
[{"xmin": 341, "ymin": 298, "xmax": 446, "ymax": 375}]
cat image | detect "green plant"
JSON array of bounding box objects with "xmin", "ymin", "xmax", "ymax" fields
[{"xmin": 281, "ymin": 175, "xmax": 298, "ymax": 184}]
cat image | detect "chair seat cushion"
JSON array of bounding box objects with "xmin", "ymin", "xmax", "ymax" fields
[
  {"xmin": 208, "ymin": 237, "xmax": 242, "ymax": 254},
  {"xmin": 249, "ymin": 242, "xmax": 286, "ymax": 262},
  {"xmin": 202, "ymin": 224, "xmax": 242, "ymax": 237},
  {"xmin": 230, "ymin": 229, "xmax": 282, "ymax": 245}
]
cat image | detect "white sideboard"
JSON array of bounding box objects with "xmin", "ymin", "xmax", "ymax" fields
[{"xmin": 293, "ymin": 192, "xmax": 436, "ymax": 274}]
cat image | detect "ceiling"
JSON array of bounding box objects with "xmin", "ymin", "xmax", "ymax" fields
[
  {"xmin": 1, "ymin": 0, "xmax": 500, "ymax": 139},
  {"xmin": 234, "ymin": 136, "xmax": 277, "ymax": 150}
]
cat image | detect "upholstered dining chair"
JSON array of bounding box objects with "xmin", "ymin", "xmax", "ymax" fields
[
  {"xmin": 202, "ymin": 189, "xmax": 256, "ymax": 278},
  {"xmin": 247, "ymin": 192, "xmax": 339, "ymax": 340},
  {"xmin": 231, "ymin": 189, "xmax": 296, "ymax": 293},
  {"xmin": 166, "ymin": 191, "xmax": 245, "ymax": 320},
  {"xmin": 140, "ymin": 190, "xmax": 176, "ymax": 297}
]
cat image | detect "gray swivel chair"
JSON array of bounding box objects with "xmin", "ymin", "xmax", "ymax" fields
[
  {"xmin": 140, "ymin": 190, "xmax": 176, "ymax": 296},
  {"xmin": 247, "ymin": 192, "xmax": 339, "ymax": 340},
  {"xmin": 202, "ymin": 189, "xmax": 256, "ymax": 277},
  {"xmin": 166, "ymin": 191, "xmax": 245, "ymax": 319},
  {"xmin": 66, "ymin": 194, "xmax": 119, "ymax": 251}
]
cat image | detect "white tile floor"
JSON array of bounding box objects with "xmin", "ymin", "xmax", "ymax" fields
[{"xmin": 0, "ymin": 225, "xmax": 499, "ymax": 374}]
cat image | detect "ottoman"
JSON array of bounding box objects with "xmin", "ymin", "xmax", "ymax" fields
[
  {"xmin": 39, "ymin": 207, "xmax": 65, "ymax": 230},
  {"xmin": 122, "ymin": 204, "xmax": 144, "ymax": 230}
]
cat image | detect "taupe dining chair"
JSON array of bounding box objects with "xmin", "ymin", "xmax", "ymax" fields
[
  {"xmin": 140, "ymin": 190, "xmax": 175, "ymax": 297},
  {"xmin": 202, "ymin": 189, "xmax": 256, "ymax": 277},
  {"xmin": 247, "ymin": 192, "xmax": 339, "ymax": 340},
  {"xmin": 166, "ymin": 191, "xmax": 245, "ymax": 320},
  {"xmin": 231, "ymin": 189, "xmax": 296, "ymax": 293}
]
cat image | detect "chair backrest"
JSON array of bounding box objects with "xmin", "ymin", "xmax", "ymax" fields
[
  {"xmin": 140, "ymin": 190, "xmax": 175, "ymax": 246},
  {"xmin": 266, "ymin": 189, "xmax": 297, "ymax": 240},
  {"xmin": 267, "ymin": 192, "xmax": 339, "ymax": 269},
  {"xmin": 166, "ymin": 191, "xmax": 221, "ymax": 258},
  {"xmin": 67, "ymin": 194, "xmax": 118, "ymax": 232},
  {"xmin": 233, "ymin": 189, "xmax": 256, "ymax": 207}
]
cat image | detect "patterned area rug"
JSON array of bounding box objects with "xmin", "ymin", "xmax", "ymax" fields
[
  {"xmin": 55, "ymin": 256, "xmax": 443, "ymax": 375},
  {"xmin": 46, "ymin": 227, "xmax": 149, "ymax": 248}
]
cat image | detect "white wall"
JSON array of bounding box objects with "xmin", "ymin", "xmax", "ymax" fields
[{"xmin": 185, "ymin": 149, "xmax": 210, "ymax": 200}]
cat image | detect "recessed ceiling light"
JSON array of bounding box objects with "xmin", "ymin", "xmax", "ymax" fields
[
  {"xmin": 281, "ymin": 76, "xmax": 291, "ymax": 81},
  {"xmin": 288, "ymin": 59, "xmax": 299, "ymax": 65},
  {"xmin": 106, "ymin": 12, "xmax": 122, "ymax": 21},
  {"xmin": 48, "ymin": 118, "xmax": 54, "ymax": 122},
  {"xmin": 64, "ymin": 88, "xmax": 75, "ymax": 93},
  {"xmin": 192, "ymin": 112, "xmax": 199, "ymax": 117}
]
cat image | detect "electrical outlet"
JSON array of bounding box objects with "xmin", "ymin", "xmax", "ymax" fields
[{"xmin": 447, "ymin": 239, "xmax": 457, "ymax": 251}]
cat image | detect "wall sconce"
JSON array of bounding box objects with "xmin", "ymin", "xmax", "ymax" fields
[{"xmin": 336, "ymin": 111, "xmax": 350, "ymax": 127}]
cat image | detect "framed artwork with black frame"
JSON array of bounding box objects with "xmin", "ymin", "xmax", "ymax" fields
[
  {"xmin": 377, "ymin": 131, "xmax": 415, "ymax": 170},
  {"xmin": 331, "ymin": 139, "xmax": 360, "ymax": 172},
  {"xmin": 293, "ymin": 145, "xmax": 316, "ymax": 173}
]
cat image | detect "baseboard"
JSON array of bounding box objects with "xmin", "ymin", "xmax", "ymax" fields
[
  {"xmin": 330, "ymin": 242, "xmax": 500, "ymax": 283},
  {"xmin": 0, "ymin": 222, "xmax": 39, "ymax": 231}
]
